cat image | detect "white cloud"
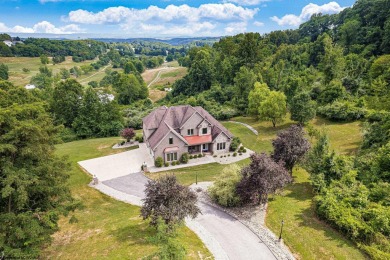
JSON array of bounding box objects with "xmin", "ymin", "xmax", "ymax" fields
[
  {"xmin": 67, "ymin": 4, "xmax": 258, "ymax": 24},
  {"xmin": 64, "ymin": 3, "xmax": 258, "ymax": 36},
  {"xmin": 224, "ymin": 0, "xmax": 269, "ymax": 6},
  {"xmin": 271, "ymin": 1, "xmax": 345, "ymax": 26},
  {"xmin": 253, "ymin": 21, "xmax": 264, "ymax": 27},
  {"xmin": 225, "ymin": 22, "xmax": 247, "ymax": 35},
  {"xmin": 0, "ymin": 21, "xmax": 83, "ymax": 34}
]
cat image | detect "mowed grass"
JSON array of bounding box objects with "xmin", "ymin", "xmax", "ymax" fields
[
  {"xmin": 42, "ymin": 137, "xmax": 211, "ymax": 259},
  {"xmin": 150, "ymin": 116, "xmax": 366, "ymax": 259},
  {"xmin": 0, "ymin": 56, "xmax": 112, "ymax": 87}
]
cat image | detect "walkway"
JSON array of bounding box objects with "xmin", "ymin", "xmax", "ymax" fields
[{"xmin": 229, "ymin": 121, "xmax": 259, "ymax": 135}]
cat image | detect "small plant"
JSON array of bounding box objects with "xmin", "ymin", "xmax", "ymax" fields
[
  {"xmin": 155, "ymin": 157, "xmax": 163, "ymax": 167},
  {"xmin": 213, "ymin": 155, "xmax": 217, "ymax": 158},
  {"xmin": 22, "ymin": 68, "xmax": 30, "ymax": 73},
  {"xmin": 228, "ymin": 154, "xmax": 231, "ymax": 157},
  {"xmin": 233, "ymin": 152, "xmax": 237, "ymax": 157},
  {"xmin": 189, "ymin": 155, "xmax": 193, "ymax": 159},
  {"xmin": 198, "ymin": 154, "xmax": 203, "ymax": 158},
  {"xmin": 120, "ymin": 141, "xmax": 125, "ymax": 146},
  {"xmin": 180, "ymin": 153, "xmax": 189, "ymax": 164},
  {"xmin": 239, "ymin": 153, "xmax": 242, "ymax": 156},
  {"xmin": 220, "ymin": 156, "xmax": 223, "ymax": 158},
  {"xmin": 171, "ymin": 161, "xmax": 176, "ymax": 166},
  {"xmin": 164, "ymin": 162, "xmax": 169, "ymax": 167},
  {"xmin": 243, "ymin": 148, "xmax": 247, "ymax": 153}
]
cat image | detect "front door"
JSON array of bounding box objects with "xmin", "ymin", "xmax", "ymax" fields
[{"xmin": 202, "ymin": 143, "xmax": 209, "ymax": 152}]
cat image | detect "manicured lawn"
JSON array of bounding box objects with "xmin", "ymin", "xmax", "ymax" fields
[{"xmin": 42, "ymin": 137, "xmax": 211, "ymax": 259}]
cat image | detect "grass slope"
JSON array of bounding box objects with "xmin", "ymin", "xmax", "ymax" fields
[
  {"xmin": 151, "ymin": 116, "xmax": 366, "ymax": 259},
  {"xmin": 42, "ymin": 137, "xmax": 211, "ymax": 259},
  {"xmin": 0, "ymin": 56, "xmax": 112, "ymax": 87}
]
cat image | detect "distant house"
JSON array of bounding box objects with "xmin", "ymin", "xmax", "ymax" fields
[
  {"xmin": 3, "ymin": 40, "xmax": 12, "ymax": 47},
  {"xmin": 25, "ymin": 84, "xmax": 36, "ymax": 90},
  {"xmin": 98, "ymin": 93, "xmax": 115, "ymax": 103},
  {"xmin": 143, "ymin": 105, "xmax": 233, "ymax": 162}
]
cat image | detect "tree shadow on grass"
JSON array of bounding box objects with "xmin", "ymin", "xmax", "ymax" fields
[{"xmin": 109, "ymin": 221, "xmax": 156, "ymax": 245}]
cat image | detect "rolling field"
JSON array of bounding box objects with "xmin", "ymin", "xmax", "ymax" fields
[{"xmin": 0, "ymin": 56, "xmax": 112, "ymax": 87}]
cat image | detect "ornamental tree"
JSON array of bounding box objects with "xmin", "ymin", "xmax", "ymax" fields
[
  {"xmin": 141, "ymin": 175, "xmax": 200, "ymax": 228},
  {"xmin": 120, "ymin": 128, "xmax": 136, "ymax": 142},
  {"xmin": 236, "ymin": 153, "xmax": 291, "ymax": 205},
  {"xmin": 271, "ymin": 125, "xmax": 310, "ymax": 173}
]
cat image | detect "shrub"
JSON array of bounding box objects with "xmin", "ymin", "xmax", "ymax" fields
[
  {"xmin": 22, "ymin": 68, "xmax": 30, "ymax": 73},
  {"xmin": 243, "ymin": 148, "xmax": 247, "ymax": 153},
  {"xmin": 189, "ymin": 155, "xmax": 193, "ymax": 159},
  {"xmin": 120, "ymin": 141, "xmax": 125, "ymax": 145},
  {"xmin": 57, "ymin": 127, "xmax": 78, "ymax": 143},
  {"xmin": 199, "ymin": 154, "xmax": 203, "ymax": 158},
  {"xmin": 213, "ymin": 155, "xmax": 217, "ymax": 158},
  {"xmin": 230, "ymin": 137, "xmax": 241, "ymax": 151},
  {"xmin": 135, "ymin": 135, "xmax": 144, "ymax": 143},
  {"xmin": 171, "ymin": 161, "xmax": 176, "ymax": 166},
  {"xmin": 155, "ymin": 157, "xmax": 163, "ymax": 167},
  {"xmin": 228, "ymin": 154, "xmax": 231, "ymax": 157},
  {"xmin": 164, "ymin": 162, "xmax": 169, "ymax": 167},
  {"xmin": 233, "ymin": 152, "xmax": 237, "ymax": 157},
  {"xmin": 208, "ymin": 164, "xmax": 242, "ymax": 207},
  {"xmin": 317, "ymin": 101, "xmax": 366, "ymax": 121},
  {"xmin": 180, "ymin": 153, "xmax": 189, "ymax": 164},
  {"xmin": 120, "ymin": 128, "xmax": 136, "ymax": 142},
  {"xmin": 239, "ymin": 153, "xmax": 242, "ymax": 156}
]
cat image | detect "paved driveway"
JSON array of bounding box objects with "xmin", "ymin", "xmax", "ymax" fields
[
  {"xmin": 102, "ymin": 173, "xmax": 276, "ymax": 260},
  {"xmin": 78, "ymin": 143, "xmax": 154, "ymax": 181}
]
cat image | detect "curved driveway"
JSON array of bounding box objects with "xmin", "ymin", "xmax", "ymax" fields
[{"xmin": 103, "ymin": 172, "xmax": 276, "ymax": 260}]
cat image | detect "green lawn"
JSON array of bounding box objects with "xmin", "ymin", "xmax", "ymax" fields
[
  {"xmin": 151, "ymin": 116, "xmax": 367, "ymax": 259},
  {"xmin": 42, "ymin": 137, "xmax": 211, "ymax": 259}
]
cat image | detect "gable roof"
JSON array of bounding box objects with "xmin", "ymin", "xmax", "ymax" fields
[{"xmin": 143, "ymin": 105, "xmax": 233, "ymax": 149}]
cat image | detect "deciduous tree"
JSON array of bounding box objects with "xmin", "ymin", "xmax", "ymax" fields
[
  {"xmin": 290, "ymin": 92, "xmax": 316, "ymax": 124},
  {"xmin": 236, "ymin": 153, "xmax": 291, "ymax": 204},
  {"xmin": 141, "ymin": 175, "xmax": 200, "ymax": 228},
  {"xmin": 258, "ymin": 91, "xmax": 287, "ymax": 127},
  {"xmin": 271, "ymin": 125, "xmax": 310, "ymax": 172}
]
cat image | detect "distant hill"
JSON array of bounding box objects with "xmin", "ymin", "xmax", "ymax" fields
[{"xmin": 92, "ymin": 37, "xmax": 221, "ymax": 46}]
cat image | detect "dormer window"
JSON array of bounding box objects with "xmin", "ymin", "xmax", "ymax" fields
[
  {"xmin": 187, "ymin": 129, "xmax": 194, "ymax": 136},
  {"xmin": 202, "ymin": 128, "xmax": 207, "ymax": 134},
  {"xmin": 169, "ymin": 137, "xmax": 173, "ymax": 144}
]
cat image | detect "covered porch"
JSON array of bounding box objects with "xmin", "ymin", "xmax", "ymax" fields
[{"xmin": 184, "ymin": 134, "xmax": 213, "ymax": 155}]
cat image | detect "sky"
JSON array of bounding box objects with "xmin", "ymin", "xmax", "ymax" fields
[{"xmin": 0, "ymin": 0, "xmax": 357, "ymax": 38}]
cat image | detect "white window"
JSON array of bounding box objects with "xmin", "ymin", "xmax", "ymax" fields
[
  {"xmin": 217, "ymin": 142, "xmax": 226, "ymax": 150},
  {"xmin": 187, "ymin": 129, "xmax": 194, "ymax": 136},
  {"xmin": 167, "ymin": 152, "xmax": 177, "ymax": 161}
]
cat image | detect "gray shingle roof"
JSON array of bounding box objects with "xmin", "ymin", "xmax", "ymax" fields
[{"xmin": 143, "ymin": 105, "xmax": 233, "ymax": 149}]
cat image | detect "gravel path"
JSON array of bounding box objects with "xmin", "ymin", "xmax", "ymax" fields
[{"xmin": 229, "ymin": 121, "xmax": 259, "ymax": 135}]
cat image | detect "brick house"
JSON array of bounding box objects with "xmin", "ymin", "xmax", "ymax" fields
[{"xmin": 143, "ymin": 105, "xmax": 233, "ymax": 163}]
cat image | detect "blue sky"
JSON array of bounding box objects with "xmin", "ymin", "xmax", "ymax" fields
[{"xmin": 0, "ymin": 0, "xmax": 356, "ymax": 38}]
